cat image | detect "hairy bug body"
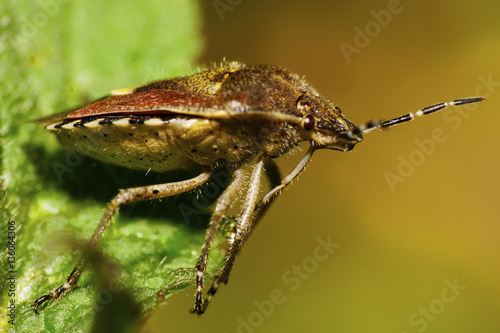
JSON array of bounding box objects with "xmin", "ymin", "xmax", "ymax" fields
[{"xmin": 33, "ymin": 61, "xmax": 484, "ymax": 315}]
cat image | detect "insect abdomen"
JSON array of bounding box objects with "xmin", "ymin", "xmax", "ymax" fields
[
  {"xmin": 46, "ymin": 116, "xmax": 198, "ymax": 172},
  {"xmin": 45, "ymin": 115, "xmax": 269, "ymax": 172}
]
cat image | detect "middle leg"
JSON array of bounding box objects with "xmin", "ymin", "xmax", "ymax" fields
[
  {"xmin": 199, "ymin": 154, "xmax": 269, "ymax": 313},
  {"xmin": 191, "ymin": 164, "xmax": 246, "ymax": 314}
]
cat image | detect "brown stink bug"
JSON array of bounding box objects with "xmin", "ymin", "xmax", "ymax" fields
[{"xmin": 32, "ymin": 61, "xmax": 484, "ymax": 315}]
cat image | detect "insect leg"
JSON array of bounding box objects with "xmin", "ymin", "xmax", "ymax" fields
[
  {"xmin": 191, "ymin": 165, "xmax": 245, "ymax": 314},
  {"xmin": 238, "ymin": 158, "xmax": 282, "ymax": 241},
  {"xmin": 256, "ymin": 145, "xmax": 316, "ymax": 214},
  {"xmin": 33, "ymin": 169, "xmax": 212, "ymax": 314},
  {"xmin": 259, "ymin": 158, "xmax": 283, "ymax": 216},
  {"xmin": 198, "ymin": 154, "xmax": 269, "ymax": 314}
]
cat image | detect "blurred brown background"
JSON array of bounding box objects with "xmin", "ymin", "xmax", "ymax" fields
[{"xmin": 145, "ymin": 1, "xmax": 500, "ymax": 332}]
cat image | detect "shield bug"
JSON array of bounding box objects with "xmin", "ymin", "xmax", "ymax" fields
[{"xmin": 32, "ymin": 61, "xmax": 484, "ymax": 315}]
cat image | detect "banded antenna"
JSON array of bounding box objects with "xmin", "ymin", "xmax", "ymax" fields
[{"xmin": 357, "ymin": 97, "xmax": 485, "ymax": 134}]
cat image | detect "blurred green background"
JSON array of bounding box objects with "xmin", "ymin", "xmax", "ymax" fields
[{"xmin": 3, "ymin": 0, "xmax": 500, "ymax": 332}]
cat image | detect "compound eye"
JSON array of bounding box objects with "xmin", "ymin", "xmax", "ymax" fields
[{"xmin": 303, "ymin": 114, "xmax": 315, "ymax": 131}]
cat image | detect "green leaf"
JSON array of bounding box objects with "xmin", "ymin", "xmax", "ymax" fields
[{"xmin": 1, "ymin": 1, "xmax": 225, "ymax": 331}]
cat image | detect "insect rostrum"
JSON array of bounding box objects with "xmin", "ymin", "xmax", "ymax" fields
[{"xmin": 33, "ymin": 61, "xmax": 484, "ymax": 315}]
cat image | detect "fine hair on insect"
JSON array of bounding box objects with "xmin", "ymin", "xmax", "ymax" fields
[{"xmin": 32, "ymin": 61, "xmax": 485, "ymax": 315}]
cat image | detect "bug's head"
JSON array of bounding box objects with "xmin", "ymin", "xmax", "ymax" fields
[{"xmin": 297, "ymin": 94, "xmax": 362, "ymax": 151}]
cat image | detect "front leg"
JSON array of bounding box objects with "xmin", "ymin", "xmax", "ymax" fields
[{"xmin": 257, "ymin": 145, "xmax": 315, "ymax": 211}]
